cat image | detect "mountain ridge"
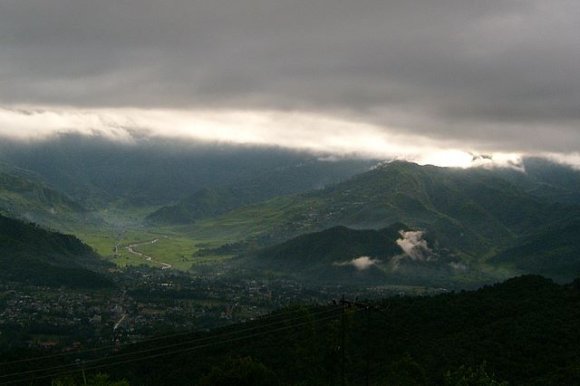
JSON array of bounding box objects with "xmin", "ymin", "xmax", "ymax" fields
[
  {"xmin": 146, "ymin": 159, "xmax": 375, "ymax": 224},
  {"xmin": 194, "ymin": 161, "xmax": 580, "ymax": 282},
  {"xmin": 216, "ymin": 161, "xmax": 574, "ymax": 251}
]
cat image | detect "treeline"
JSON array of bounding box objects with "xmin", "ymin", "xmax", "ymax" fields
[
  {"xmin": 114, "ymin": 275, "xmax": 580, "ymax": 385},
  {"xmin": 2, "ymin": 275, "xmax": 580, "ymax": 385}
]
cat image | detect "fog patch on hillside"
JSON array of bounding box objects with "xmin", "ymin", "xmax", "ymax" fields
[
  {"xmin": 333, "ymin": 256, "xmax": 379, "ymax": 271},
  {"xmin": 391, "ymin": 230, "xmax": 435, "ymax": 270}
]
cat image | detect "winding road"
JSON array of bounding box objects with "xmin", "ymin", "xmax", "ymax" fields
[{"xmin": 125, "ymin": 239, "xmax": 172, "ymax": 269}]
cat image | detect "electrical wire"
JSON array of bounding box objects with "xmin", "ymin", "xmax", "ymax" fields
[
  {"xmin": 0, "ymin": 306, "xmax": 342, "ymax": 379},
  {"xmin": 1, "ymin": 308, "xmax": 355, "ymax": 385},
  {"xmin": 0, "ymin": 303, "xmax": 336, "ymax": 367},
  {"xmin": 0, "ymin": 306, "xmax": 346, "ymax": 384}
]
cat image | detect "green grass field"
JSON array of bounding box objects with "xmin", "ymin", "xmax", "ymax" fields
[
  {"xmin": 74, "ymin": 195, "xmax": 319, "ymax": 271},
  {"xmin": 75, "ymin": 212, "xmax": 247, "ymax": 271}
]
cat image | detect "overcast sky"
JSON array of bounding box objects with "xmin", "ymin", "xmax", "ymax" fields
[{"xmin": 1, "ymin": 0, "xmax": 579, "ymax": 167}]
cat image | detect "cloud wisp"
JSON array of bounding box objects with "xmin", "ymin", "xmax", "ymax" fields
[
  {"xmin": 333, "ymin": 256, "xmax": 379, "ymax": 271},
  {"xmin": 391, "ymin": 230, "xmax": 435, "ymax": 270}
]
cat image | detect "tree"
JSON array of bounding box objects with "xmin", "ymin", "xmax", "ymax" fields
[
  {"xmin": 444, "ymin": 362, "xmax": 508, "ymax": 386},
  {"xmin": 196, "ymin": 357, "xmax": 278, "ymax": 386},
  {"xmin": 379, "ymin": 354, "xmax": 427, "ymax": 386},
  {"xmin": 51, "ymin": 373, "xmax": 129, "ymax": 386}
]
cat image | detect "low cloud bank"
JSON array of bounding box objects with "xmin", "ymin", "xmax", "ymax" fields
[{"xmin": 1, "ymin": 107, "xmax": 580, "ymax": 170}]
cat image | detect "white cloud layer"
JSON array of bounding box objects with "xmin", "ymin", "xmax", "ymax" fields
[
  {"xmin": 0, "ymin": 106, "xmax": 563, "ymax": 169},
  {"xmin": 1, "ymin": 0, "xmax": 580, "ymax": 157}
]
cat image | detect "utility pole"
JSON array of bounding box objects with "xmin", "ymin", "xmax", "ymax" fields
[
  {"xmin": 340, "ymin": 295, "xmax": 346, "ymax": 386},
  {"xmin": 336, "ymin": 297, "xmax": 390, "ymax": 386},
  {"xmin": 365, "ymin": 305, "xmax": 371, "ymax": 386},
  {"xmin": 76, "ymin": 359, "xmax": 87, "ymax": 385}
]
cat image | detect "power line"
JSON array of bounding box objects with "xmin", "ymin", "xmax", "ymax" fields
[
  {"xmin": 1, "ymin": 309, "xmax": 354, "ymax": 385},
  {"xmin": 0, "ymin": 306, "xmax": 342, "ymax": 380},
  {"xmin": 0, "ymin": 306, "xmax": 346, "ymax": 384},
  {"xmin": 0, "ymin": 303, "xmax": 337, "ymax": 367}
]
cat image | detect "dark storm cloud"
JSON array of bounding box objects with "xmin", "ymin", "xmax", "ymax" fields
[{"xmin": 1, "ymin": 0, "xmax": 579, "ymax": 152}]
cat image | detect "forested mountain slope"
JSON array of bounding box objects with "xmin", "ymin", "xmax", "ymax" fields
[
  {"xmin": 0, "ymin": 164, "xmax": 94, "ymax": 230},
  {"xmin": 0, "ymin": 214, "xmax": 111, "ymax": 288}
]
